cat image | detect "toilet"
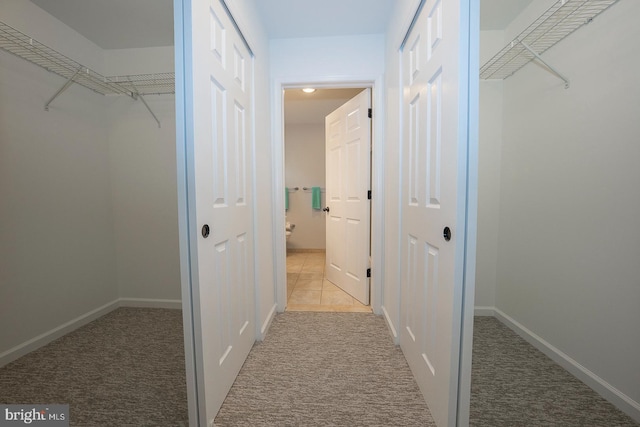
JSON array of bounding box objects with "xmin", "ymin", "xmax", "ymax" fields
[{"xmin": 285, "ymin": 220, "xmax": 295, "ymax": 241}]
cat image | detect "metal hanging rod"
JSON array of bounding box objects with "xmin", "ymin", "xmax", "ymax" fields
[
  {"xmin": 0, "ymin": 20, "xmax": 175, "ymax": 120},
  {"xmin": 480, "ymin": 0, "xmax": 621, "ymax": 85}
]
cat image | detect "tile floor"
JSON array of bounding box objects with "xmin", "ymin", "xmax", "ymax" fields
[{"xmin": 286, "ymin": 251, "xmax": 372, "ymax": 313}]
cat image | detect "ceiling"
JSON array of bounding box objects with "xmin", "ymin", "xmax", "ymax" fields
[
  {"xmin": 29, "ymin": 0, "xmax": 532, "ymax": 50},
  {"xmin": 30, "ymin": 0, "xmax": 174, "ymax": 49},
  {"xmin": 285, "ymin": 88, "xmax": 365, "ymax": 125},
  {"xmin": 253, "ymin": 0, "xmax": 395, "ymax": 39}
]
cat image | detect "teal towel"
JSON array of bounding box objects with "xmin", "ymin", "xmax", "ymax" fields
[
  {"xmin": 311, "ymin": 187, "xmax": 322, "ymax": 210},
  {"xmin": 285, "ymin": 187, "xmax": 289, "ymax": 210}
]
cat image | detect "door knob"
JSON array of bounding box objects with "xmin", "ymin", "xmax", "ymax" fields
[
  {"xmin": 322, "ymin": 207, "xmax": 330, "ymax": 212},
  {"xmin": 443, "ymin": 226, "xmax": 451, "ymax": 242},
  {"xmin": 201, "ymin": 224, "xmax": 210, "ymax": 238}
]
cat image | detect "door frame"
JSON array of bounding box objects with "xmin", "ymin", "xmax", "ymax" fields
[{"xmin": 271, "ymin": 76, "xmax": 385, "ymax": 315}]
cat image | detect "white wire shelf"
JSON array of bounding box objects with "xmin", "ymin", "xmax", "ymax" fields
[
  {"xmin": 480, "ymin": 0, "xmax": 621, "ymax": 82},
  {"xmin": 0, "ymin": 20, "xmax": 175, "ymax": 96}
]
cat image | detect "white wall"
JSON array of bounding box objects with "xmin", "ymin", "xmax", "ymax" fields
[
  {"xmin": 270, "ymin": 34, "xmax": 385, "ymax": 81},
  {"xmin": 106, "ymin": 95, "xmax": 180, "ymax": 301},
  {"xmin": 494, "ymin": 0, "xmax": 640, "ymax": 417},
  {"xmin": 474, "ymin": 30, "xmax": 504, "ymax": 309},
  {"xmin": 284, "ymin": 124, "xmax": 326, "ymax": 250}
]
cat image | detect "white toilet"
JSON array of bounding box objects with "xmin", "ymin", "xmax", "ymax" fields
[{"xmin": 285, "ymin": 219, "xmax": 295, "ymax": 241}]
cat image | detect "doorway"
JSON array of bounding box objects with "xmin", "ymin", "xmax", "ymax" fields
[
  {"xmin": 283, "ymin": 87, "xmax": 371, "ymax": 312},
  {"xmin": 274, "ymin": 79, "xmax": 385, "ymax": 314}
]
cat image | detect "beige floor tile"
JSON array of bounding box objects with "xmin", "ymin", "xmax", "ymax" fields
[
  {"xmin": 322, "ymin": 280, "xmax": 341, "ymax": 292},
  {"xmin": 321, "ymin": 290, "xmax": 354, "ymax": 305},
  {"xmin": 286, "ymin": 262, "xmax": 304, "ymax": 273},
  {"xmin": 286, "ymin": 254, "xmax": 371, "ymax": 313},
  {"xmin": 301, "ymin": 263, "xmax": 324, "ymax": 274},
  {"xmin": 289, "ymin": 289, "xmax": 321, "ymax": 305},
  {"xmin": 298, "ymin": 272, "xmax": 324, "ymax": 280},
  {"xmin": 295, "ymin": 278, "xmax": 323, "ymax": 291}
]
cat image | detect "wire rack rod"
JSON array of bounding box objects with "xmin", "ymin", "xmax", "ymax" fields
[
  {"xmin": 0, "ymin": 20, "xmax": 174, "ymax": 96},
  {"xmin": 480, "ymin": 0, "xmax": 620, "ymax": 81}
]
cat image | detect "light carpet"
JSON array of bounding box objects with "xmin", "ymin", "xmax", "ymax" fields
[
  {"xmin": 0, "ymin": 308, "xmax": 188, "ymax": 426},
  {"xmin": 470, "ymin": 316, "xmax": 638, "ymax": 426},
  {"xmin": 214, "ymin": 311, "xmax": 435, "ymax": 426}
]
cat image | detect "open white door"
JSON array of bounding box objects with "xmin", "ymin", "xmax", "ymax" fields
[
  {"xmin": 176, "ymin": 0, "xmax": 256, "ymax": 424},
  {"xmin": 325, "ymin": 89, "xmax": 371, "ymax": 305},
  {"xmin": 400, "ymin": 1, "xmax": 471, "ymax": 426}
]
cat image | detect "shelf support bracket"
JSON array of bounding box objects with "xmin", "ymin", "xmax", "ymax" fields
[
  {"xmin": 519, "ymin": 41, "xmax": 570, "ymax": 89},
  {"xmin": 137, "ymin": 93, "xmax": 161, "ymax": 128},
  {"xmin": 44, "ymin": 67, "xmax": 82, "ymax": 111},
  {"xmin": 127, "ymin": 78, "xmax": 161, "ymax": 128}
]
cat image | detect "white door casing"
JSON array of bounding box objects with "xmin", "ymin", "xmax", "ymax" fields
[
  {"xmin": 325, "ymin": 89, "xmax": 372, "ymax": 305},
  {"xmin": 179, "ymin": 0, "xmax": 256, "ymax": 423},
  {"xmin": 400, "ymin": 1, "xmax": 469, "ymax": 426}
]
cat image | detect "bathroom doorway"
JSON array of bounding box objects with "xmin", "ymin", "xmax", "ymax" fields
[{"xmin": 283, "ymin": 87, "xmax": 372, "ymax": 312}]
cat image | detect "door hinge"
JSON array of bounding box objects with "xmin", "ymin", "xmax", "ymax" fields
[
  {"xmin": 368, "ymin": 108, "xmax": 372, "ymax": 118},
  {"xmin": 366, "ymin": 268, "xmax": 371, "ymax": 278},
  {"xmin": 367, "ymin": 190, "xmax": 372, "ymax": 200}
]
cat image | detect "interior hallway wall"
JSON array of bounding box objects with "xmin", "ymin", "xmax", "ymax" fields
[
  {"xmin": 494, "ymin": 0, "xmax": 640, "ymax": 416},
  {"xmin": 284, "ymin": 123, "xmax": 326, "ymax": 250}
]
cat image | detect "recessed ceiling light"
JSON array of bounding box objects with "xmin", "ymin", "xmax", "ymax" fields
[{"xmin": 302, "ymin": 88, "xmax": 316, "ymax": 93}]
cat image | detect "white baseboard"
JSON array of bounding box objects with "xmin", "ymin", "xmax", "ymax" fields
[
  {"xmin": 0, "ymin": 298, "xmax": 184, "ymax": 368},
  {"xmin": 492, "ymin": 307, "xmax": 640, "ymax": 423},
  {"xmin": 118, "ymin": 298, "xmax": 182, "ymax": 309},
  {"xmin": 258, "ymin": 303, "xmax": 278, "ymax": 341},
  {"xmin": 0, "ymin": 299, "xmax": 120, "ymax": 368},
  {"xmin": 473, "ymin": 306, "xmax": 495, "ymax": 316},
  {"xmin": 381, "ymin": 305, "xmax": 399, "ymax": 345}
]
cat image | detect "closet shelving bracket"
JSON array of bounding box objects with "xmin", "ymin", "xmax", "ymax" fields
[
  {"xmin": 0, "ymin": 20, "xmax": 174, "ymax": 125},
  {"xmin": 127, "ymin": 79, "xmax": 161, "ymax": 128},
  {"xmin": 480, "ymin": 0, "xmax": 621, "ymax": 87},
  {"xmin": 518, "ymin": 40, "xmax": 570, "ymax": 89},
  {"xmin": 44, "ymin": 67, "xmax": 83, "ymax": 111}
]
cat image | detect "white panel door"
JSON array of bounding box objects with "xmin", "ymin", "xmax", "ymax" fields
[
  {"xmin": 325, "ymin": 89, "xmax": 371, "ymax": 305},
  {"xmin": 181, "ymin": 0, "xmax": 255, "ymax": 423},
  {"xmin": 400, "ymin": 1, "xmax": 469, "ymax": 426}
]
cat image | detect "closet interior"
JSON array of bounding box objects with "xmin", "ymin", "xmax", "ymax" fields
[
  {"xmin": 474, "ymin": 0, "xmax": 639, "ymax": 423},
  {"xmin": 0, "ymin": 1, "xmax": 185, "ymax": 424}
]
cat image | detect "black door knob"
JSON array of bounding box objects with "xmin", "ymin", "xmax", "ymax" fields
[
  {"xmin": 443, "ymin": 226, "xmax": 451, "ymax": 242},
  {"xmin": 322, "ymin": 207, "xmax": 330, "ymax": 212},
  {"xmin": 202, "ymin": 224, "xmax": 210, "ymax": 238}
]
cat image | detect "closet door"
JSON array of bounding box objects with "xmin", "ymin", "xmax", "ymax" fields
[
  {"xmin": 400, "ymin": 0, "xmax": 472, "ymax": 425},
  {"xmin": 178, "ymin": 0, "xmax": 256, "ymax": 424}
]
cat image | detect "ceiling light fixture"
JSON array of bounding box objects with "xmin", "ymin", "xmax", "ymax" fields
[{"xmin": 302, "ymin": 88, "xmax": 316, "ymax": 93}]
